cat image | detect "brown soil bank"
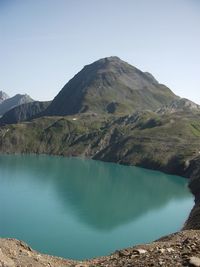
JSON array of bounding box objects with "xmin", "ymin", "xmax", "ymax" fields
[
  {"xmin": 1, "ymin": 230, "xmax": 200, "ymax": 267},
  {"xmin": 0, "ymin": 157, "xmax": 200, "ymax": 267}
]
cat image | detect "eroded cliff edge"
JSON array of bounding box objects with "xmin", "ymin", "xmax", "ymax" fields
[{"xmin": 183, "ymin": 156, "xmax": 200, "ymax": 231}]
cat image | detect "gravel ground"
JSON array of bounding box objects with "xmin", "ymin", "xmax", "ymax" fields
[{"xmin": 1, "ymin": 230, "xmax": 200, "ymax": 267}]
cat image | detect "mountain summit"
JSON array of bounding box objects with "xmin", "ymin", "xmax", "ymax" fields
[
  {"xmin": 0, "ymin": 94, "xmax": 34, "ymax": 116},
  {"xmin": 0, "ymin": 91, "xmax": 9, "ymax": 104},
  {"xmin": 44, "ymin": 56, "xmax": 178, "ymax": 116}
]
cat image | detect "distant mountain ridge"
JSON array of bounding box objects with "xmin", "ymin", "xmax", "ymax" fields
[
  {"xmin": 0, "ymin": 91, "xmax": 9, "ymax": 104},
  {"xmin": 1, "ymin": 57, "xmax": 199, "ymax": 126},
  {"xmin": 0, "ymin": 93, "xmax": 34, "ymax": 116},
  {"xmin": 43, "ymin": 56, "xmax": 178, "ymax": 116},
  {"xmin": 0, "ymin": 101, "xmax": 51, "ymax": 125}
]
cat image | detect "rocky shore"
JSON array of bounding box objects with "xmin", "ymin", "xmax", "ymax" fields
[{"xmin": 1, "ymin": 230, "xmax": 200, "ymax": 267}]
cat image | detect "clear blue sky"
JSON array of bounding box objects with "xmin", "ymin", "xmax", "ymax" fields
[{"xmin": 0, "ymin": 0, "xmax": 200, "ymax": 103}]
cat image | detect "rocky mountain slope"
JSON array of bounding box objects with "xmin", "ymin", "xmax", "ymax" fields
[
  {"xmin": 157, "ymin": 98, "xmax": 200, "ymax": 114},
  {"xmin": 0, "ymin": 94, "xmax": 34, "ymax": 116},
  {"xmin": 0, "ymin": 91, "xmax": 9, "ymax": 104},
  {"xmin": 43, "ymin": 57, "xmax": 178, "ymax": 116},
  {"xmin": 0, "ymin": 101, "xmax": 51, "ymax": 125},
  {"xmin": 183, "ymin": 156, "xmax": 200, "ymax": 231}
]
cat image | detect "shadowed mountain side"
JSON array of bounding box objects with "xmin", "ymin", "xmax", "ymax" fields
[
  {"xmin": 43, "ymin": 57, "xmax": 178, "ymax": 116},
  {"xmin": 0, "ymin": 94, "xmax": 34, "ymax": 116},
  {"xmin": 0, "ymin": 155, "xmax": 191, "ymax": 230},
  {"xmin": 0, "ymin": 101, "xmax": 51, "ymax": 125},
  {"xmin": 183, "ymin": 156, "xmax": 200, "ymax": 230}
]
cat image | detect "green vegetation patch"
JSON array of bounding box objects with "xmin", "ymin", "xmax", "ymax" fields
[{"xmin": 190, "ymin": 122, "xmax": 200, "ymax": 137}]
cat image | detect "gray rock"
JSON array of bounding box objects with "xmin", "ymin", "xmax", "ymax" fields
[{"xmin": 189, "ymin": 256, "xmax": 200, "ymax": 267}]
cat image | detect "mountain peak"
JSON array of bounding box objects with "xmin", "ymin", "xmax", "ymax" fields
[
  {"xmin": 90, "ymin": 56, "xmax": 122, "ymax": 65},
  {"xmin": 83, "ymin": 56, "xmax": 127, "ymax": 72},
  {"xmin": 0, "ymin": 91, "xmax": 9, "ymax": 103},
  {"xmin": 0, "ymin": 93, "xmax": 34, "ymax": 116},
  {"xmin": 83, "ymin": 57, "xmax": 159, "ymax": 85},
  {"xmin": 44, "ymin": 57, "xmax": 178, "ymax": 116},
  {"xmin": 96, "ymin": 56, "xmax": 121, "ymax": 62}
]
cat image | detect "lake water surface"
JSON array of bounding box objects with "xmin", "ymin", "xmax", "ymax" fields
[{"xmin": 0, "ymin": 154, "xmax": 193, "ymax": 259}]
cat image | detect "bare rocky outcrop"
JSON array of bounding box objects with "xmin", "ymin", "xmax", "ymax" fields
[
  {"xmin": 183, "ymin": 156, "xmax": 200, "ymax": 231},
  {"xmin": 0, "ymin": 238, "xmax": 76, "ymax": 267},
  {"xmin": 157, "ymin": 98, "xmax": 200, "ymax": 114}
]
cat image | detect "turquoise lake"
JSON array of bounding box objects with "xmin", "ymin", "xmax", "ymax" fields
[{"xmin": 0, "ymin": 154, "xmax": 193, "ymax": 260}]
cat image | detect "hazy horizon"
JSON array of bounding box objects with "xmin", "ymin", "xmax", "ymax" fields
[{"xmin": 1, "ymin": 0, "xmax": 200, "ymax": 104}]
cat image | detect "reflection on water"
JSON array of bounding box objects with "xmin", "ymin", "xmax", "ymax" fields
[{"xmin": 0, "ymin": 154, "xmax": 193, "ymax": 259}]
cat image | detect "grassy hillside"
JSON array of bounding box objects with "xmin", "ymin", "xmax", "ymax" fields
[{"xmin": 1, "ymin": 110, "xmax": 200, "ymax": 175}]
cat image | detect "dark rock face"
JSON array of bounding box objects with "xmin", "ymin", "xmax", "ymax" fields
[
  {"xmin": 44, "ymin": 56, "xmax": 178, "ymax": 116},
  {"xmin": 0, "ymin": 101, "xmax": 51, "ymax": 125},
  {"xmin": 0, "ymin": 94, "xmax": 34, "ymax": 116},
  {"xmin": 183, "ymin": 156, "xmax": 200, "ymax": 230},
  {"xmin": 185, "ymin": 156, "xmax": 200, "ymax": 202}
]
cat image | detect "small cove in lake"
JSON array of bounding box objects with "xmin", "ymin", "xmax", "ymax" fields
[{"xmin": 0, "ymin": 154, "xmax": 193, "ymax": 259}]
